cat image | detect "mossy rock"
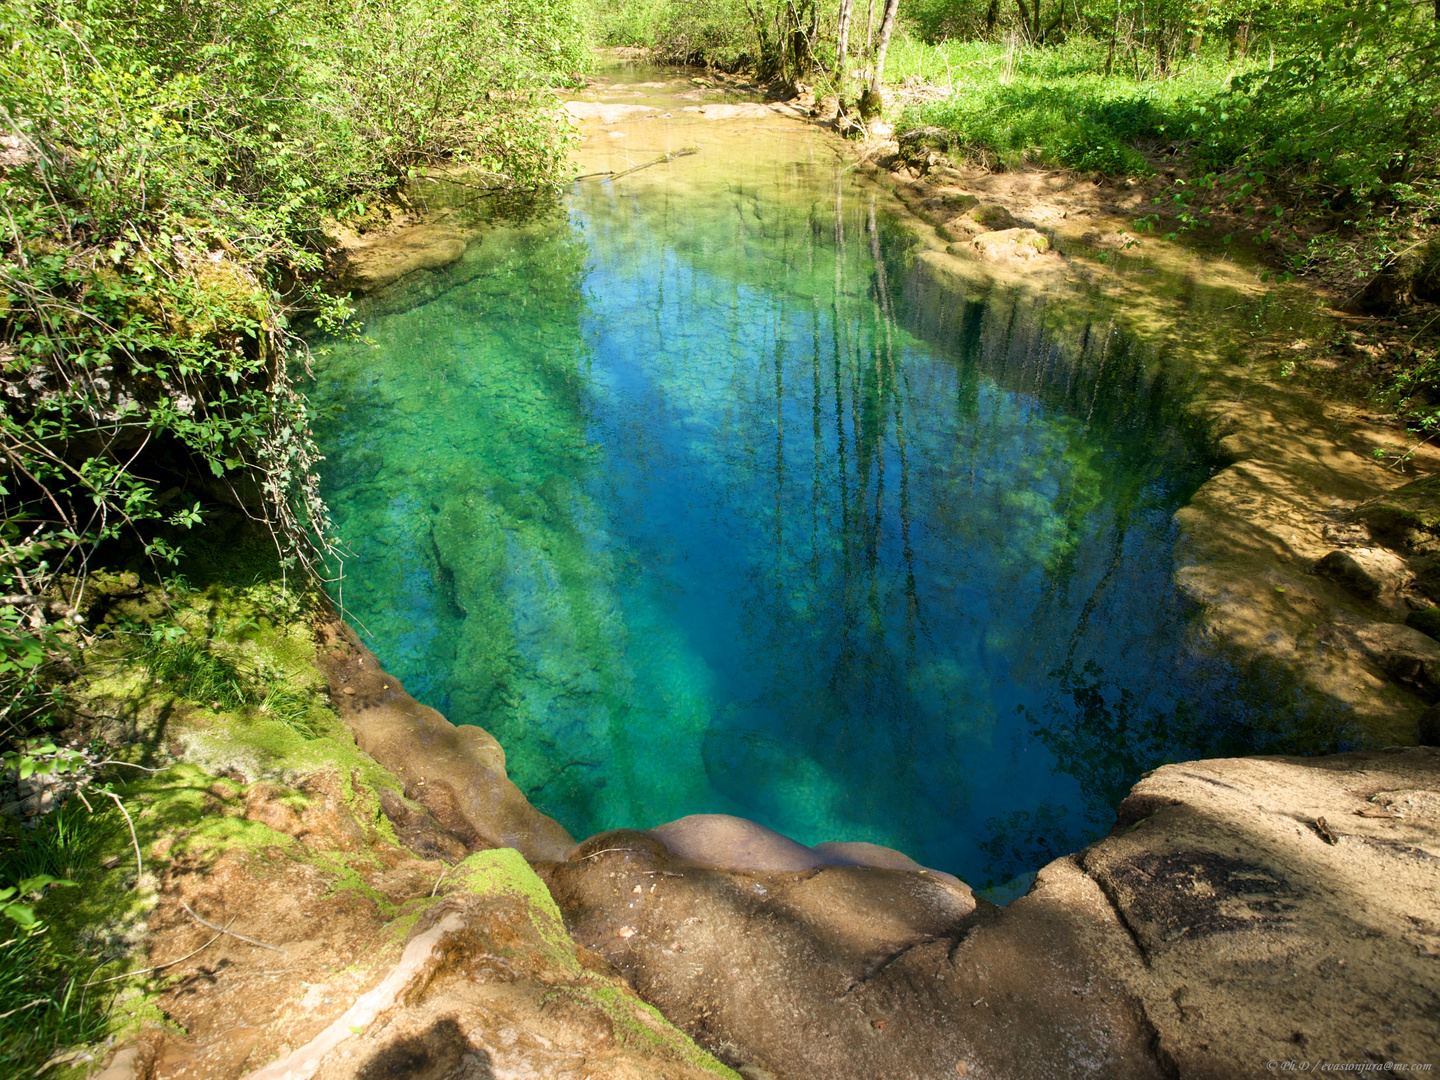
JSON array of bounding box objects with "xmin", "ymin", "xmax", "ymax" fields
[
  {"xmin": 858, "ymin": 86, "xmax": 883, "ymax": 120},
  {"xmin": 1355, "ymin": 472, "xmax": 1440, "ymax": 544},
  {"xmin": 898, "ymin": 126, "xmax": 953, "ymax": 155}
]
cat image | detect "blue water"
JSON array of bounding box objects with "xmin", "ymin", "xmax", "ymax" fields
[{"xmin": 309, "ymin": 121, "xmax": 1318, "ymax": 896}]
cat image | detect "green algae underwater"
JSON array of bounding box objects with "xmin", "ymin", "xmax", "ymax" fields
[{"xmin": 307, "ymin": 104, "xmax": 1349, "ymax": 898}]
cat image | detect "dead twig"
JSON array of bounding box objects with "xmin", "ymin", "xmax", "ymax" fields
[
  {"xmin": 580, "ymin": 847, "xmax": 648, "ymax": 861},
  {"xmin": 0, "ymin": 998, "xmax": 50, "ymax": 1021},
  {"xmin": 97, "ymin": 789, "xmax": 143, "ymax": 880},
  {"xmin": 83, "ymin": 916, "xmax": 237, "ymax": 986},
  {"xmin": 180, "ymin": 900, "xmax": 284, "ymax": 952}
]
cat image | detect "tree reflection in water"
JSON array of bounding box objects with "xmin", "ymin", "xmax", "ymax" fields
[{"xmin": 312, "ymin": 156, "xmax": 1356, "ymax": 897}]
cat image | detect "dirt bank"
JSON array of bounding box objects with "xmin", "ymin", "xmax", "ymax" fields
[
  {"xmin": 49, "ymin": 584, "xmax": 736, "ymax": 1080},
  {"xmin": 76, "ymin": 597, "xmax": 1440, "ymax": 1077}
]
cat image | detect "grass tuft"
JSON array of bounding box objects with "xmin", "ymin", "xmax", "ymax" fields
[
  {"xmin": 0, "ymin": 807, "xmax": 118, "ymax": 1080},
  {"xmin": 143, "ymin": 631, "xmax": 318, "ymax": 738}
]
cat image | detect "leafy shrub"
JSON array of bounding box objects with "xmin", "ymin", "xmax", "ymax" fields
[
  {"xmin": 1052, "ymin": 119, "xmax": 1148, "ymax": 174},
  {"xmin": 0, "ymin": 0, "xmax": 585, "ymax": 708},
  {"xmin": 587, "ymin": 0, "xmax": 837, "ymax": 79}
]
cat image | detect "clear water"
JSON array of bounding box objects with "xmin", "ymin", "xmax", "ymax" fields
[{"xmin": 309, "ymin": 84, "xmax": 1322, "ymax": 896}]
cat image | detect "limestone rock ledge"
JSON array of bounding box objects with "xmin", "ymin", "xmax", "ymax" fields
[
  {"xmin": 313, "ymin": 613, "xmax": 574, "ymax": 863},
  {"xmin": 299, "ymin": 617, "xmax": 1440, "ymax": 1076},
  {"xmin": 541, "ymin": 748, "xmax": 1440, "ymax": 1079},
  {"xmin": 85, "ymin": 598, "xmax": 1440, "ymax": 1079}
]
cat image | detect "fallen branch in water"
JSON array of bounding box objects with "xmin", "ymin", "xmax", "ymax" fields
[{"xmin": 576, "ymin": 146, "xmax": 700, "ymax": 183}]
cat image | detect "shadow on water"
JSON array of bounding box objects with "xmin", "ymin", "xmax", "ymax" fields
[{"xmin": 308, "ymin": 155, "xmax": 1354, "ymax": 899}]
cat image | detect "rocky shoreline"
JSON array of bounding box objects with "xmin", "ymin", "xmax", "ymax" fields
[
  {"xmin": 86, "ymin": 615, "xmax": 1437, "ymax": 1077},
  {"xmin": 857, "ymin": 150, "xmax": 1440, "ymax": 745},
  {"xmin": 321, "ymin": 632, "xmax": 1440, "ymax": 1077}
]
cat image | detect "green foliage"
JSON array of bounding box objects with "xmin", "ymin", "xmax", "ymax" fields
[
  {"xmin": 653, "ymin": 0, "xmax": 760, "ymax": 69},
  {"xmin": 897, "ymin": 2, "xmax": 1439, "ymax": 308},
  {"xmin": 0, "ymin": 0, "xmax": 586, "ymax": 695},
  {"xmin": 904, "ymin": 0, "xmax": 1332, "ymax": 66},
  {"xmin": 0, "ymin": 805, "xmax": 111, "ymax": 1080},
  {"xmin": 587, "ymin": 0, "xmax": 836, "ymax": 82},
  {"xmin": 589, "ymin": 0, "xmax": 671, "ymax": 50},
  {"xmin": 1183, "ymin": 0, "xmax": 1440, "ymax": 288},
  {"xmin": 0, "ymin": 930, "xmax": 107, "ymax": 1080},
  {"xmin": 896, "ymin": 38, "xmax": 1227, "ymax": 172},
  {"xmin": 0, "ymin": 874, "xmax": 74, "ymax": 929},
  {"xmin": 0, "ymin": 611, "xmax": 64, "ymax": 745},
  {"xmin": 2, "ymin": 807, "xmax": 104, "ymax": 891},
  {"xmin": 316, "ymin": 0, "xmax": 589, "ymax": 184}
]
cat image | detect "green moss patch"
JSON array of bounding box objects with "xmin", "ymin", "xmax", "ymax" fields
[{"xmin": 451, "ymin": 848, "xmax": 580, "ymax": 970}]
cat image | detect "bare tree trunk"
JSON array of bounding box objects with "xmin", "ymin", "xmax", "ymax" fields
[
  {"xmin": 1105, "ymin": 0, "xmax": 1121, "ymax": 73},
  {"xmin": 836, "ymin": 0, "xmax": 854, "ymax": 79},
  {"xmin": 787, "ymin": 0, "xmax": 813, "ymax": 81},
  {"xmin": 1189, "ymin": 1, "xmax": 1209, "ymax": 54},
  {"xmin": 861, "ymin": 0, "xmax": 899, "ymax": 117},
  {"xmin": 866, "ymin": 0, "xmax": 875, "ymax": 56},
  {"xmin": 746, "ymin": 0, "xmax": 782, "ymax": 81}
]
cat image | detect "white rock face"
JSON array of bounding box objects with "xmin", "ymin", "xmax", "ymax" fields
[
  {"xmin": 561, "ymin": 101, "xmax": 658, "ymax": 122},
  {"xmin": 971, "ymin": 227, "xmax": 1052, "ymax": 263}
]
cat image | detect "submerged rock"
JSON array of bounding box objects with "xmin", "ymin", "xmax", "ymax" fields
[
  {"xmin": 562, "ymin": 100, "xmax": 659, "ymax": 123},
  {"xmin": 331, "ymin": 225, "xmax": 468, "ymax": 293}
]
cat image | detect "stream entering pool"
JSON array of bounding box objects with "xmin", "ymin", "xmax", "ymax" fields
[{"xmin": 311, "ymin": 71, "xmax": 1284, "ymax": 898}]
